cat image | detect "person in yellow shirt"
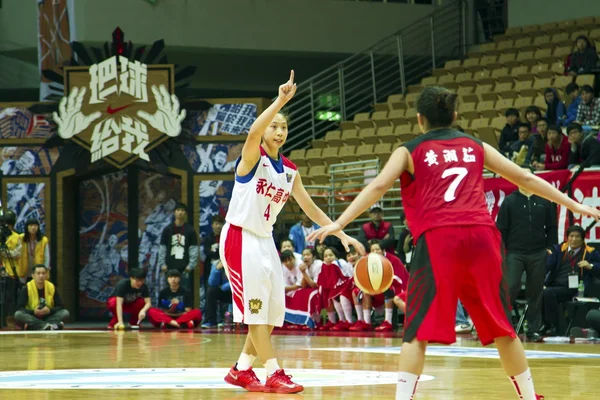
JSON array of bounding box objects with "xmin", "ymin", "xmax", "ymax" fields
[
  {"xmin": 1, "ymin": 210, "xmax": 23, "ymax": 326},
  {"xmin": 14, "ymin": 264, "xmax": 69, "ymax": 330},
  {"xmin": 20, "ymin": 218, "xmax": 50, "ymax": 276}
]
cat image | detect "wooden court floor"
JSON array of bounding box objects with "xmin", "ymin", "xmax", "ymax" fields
[{"xmin": 0, "ymin": 329, "xmax": 598, "ymax": 399}]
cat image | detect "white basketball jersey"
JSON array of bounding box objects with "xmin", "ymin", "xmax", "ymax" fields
[{"xmin": 226, "ymin": 147, "xmax": 297, "ymax": 237}]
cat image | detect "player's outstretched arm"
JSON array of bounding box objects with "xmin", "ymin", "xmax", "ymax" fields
[
  {"xmin": 307, "ymin": 146, "xmax": 411, "ymax": 243},
  {"xmin": 292, "ymin": 172, "xmax": 365, "ymax": 254},
  {"xmin": 483, "ymin": 143, "xmax": 600, "ymax": 220},
  {"xmin": 237, "ymin": 70, "xmax": 296, "ymax": 176}
]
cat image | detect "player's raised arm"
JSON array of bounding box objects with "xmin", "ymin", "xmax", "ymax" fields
[
  {"xmin": 237, "ymin": 71, "xmax": 296, "ymax": 176},
  {"xmin": 291, "ymin": 172, "xmax": 365, "ymax": 254},
  {"xmin": 483, "ymin": 143, "xmax": 600, "ymax": 220},
  {"xmin": 306, "ymin": 146, "xmax": 411, "ymax": 243}
]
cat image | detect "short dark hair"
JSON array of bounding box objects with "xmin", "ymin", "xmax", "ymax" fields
[
  {"xmin": 280, "ymin": 250, "xmax": 295, "ymax": 262},
  {"xmin": 167, "ymin": 269, "xmax": 181, "ymax": 278},
  {"xmin": 567, "ymin": 123, "xmax": 583, "ymax": 134},
  {"xmin": 212, "ymin": 215, "xmax": 225, "ymax": 224},
  {"xmin": 518, "ymin": 122, "xmax": 531, "ymax": 131},
  {"xmin": 547, "ymin": 124, "xmax": 561, "ymax": 133},
  {"xmin": 280, "ymin": 238, "xmax": 294, "ymax": 249},
  {"xmin": 416, "ymin": 86, "xmax": 458, "ymax": 129},
  {"xmin": 3, "ymin": 211, "xmax": 16, "ymax": 226},
  {"xmin": 537, "ymin": 117, "xmax": 548, "ymax": 125},
  {"xmin": 581, "ymin": 85, "xmax": 594, "ymax": 94},
  {"xmin": 505, "ymin": 108, "xmax": 520, "ymax": 118},
  {"xmin": 32, "ymin": 264, "xmax": 48, "ymax": 273},
  {"xmin": 24, "ymin": 218, "xmax": 43, "ymax": 242},
  {"xmin": 566, "ymin": 225, "xmax": 585, "ymax": 240},
  {"xmin": 324, "ymin": 247, "xmax": 339, "ymax": 259},
  {"xmin": 129, "ymin": 268, "xmax": 146, "ymax": 280},
  {"xmin": 175, "ymin": 202, "xmax": 187, "ymax": 212},
  {"xmin": 525, "ymin": 106, "xmax": 542, "ymax": 119},
  {"xmin": 566, "ymin": 82, "xmax": 580, "ymax": 94}
]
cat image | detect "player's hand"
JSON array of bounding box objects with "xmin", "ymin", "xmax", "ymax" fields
[
  {"xmin": 339, "ymin": 234, "xmax": 366, "ymax": 255},
  {"xmin": 277, "ymin": 70, "xmax": 297, "ymax": 104},
  {"xmin": 572, "ymin": 203, "xmax": 600, "ymax": 221},
  {"xmin": 114, "ymin": 322, "xmax": 125, "ymax": 330},
  {"xmin": 170, "ymin": 298, "xmax": 180, "ymax": 305},
  {"xmin": 138, "ymin": 311, "xmax": 146, "ymax": 321},
  {"xmin": 307, "ymin": 222, "xmax": 342, "ymax": 244}
]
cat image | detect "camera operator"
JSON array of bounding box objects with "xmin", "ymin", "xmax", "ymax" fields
[{"xmin": 1, "ymin": 210, "xmax": 23, "ymax": 327}]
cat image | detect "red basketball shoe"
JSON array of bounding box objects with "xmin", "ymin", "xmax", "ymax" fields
[
  {"xmin": 375, "ymin": 320, "xmax": 393, "ymax": 332},
  {"xmin": 536, "ymin": 395, "xmax": 545, "ymax": 400},
  {"xmin": 224, "ymin": 366, "xmax": 264, "ymax": 392},
  {"xmin": 264, "ymin": 369, "xmax": 304, "ymax": 393}
]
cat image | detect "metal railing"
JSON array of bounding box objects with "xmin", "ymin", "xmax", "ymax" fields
[{"xmin": 284, "ymin": 0, "xmax": 467, "ymax": 153}]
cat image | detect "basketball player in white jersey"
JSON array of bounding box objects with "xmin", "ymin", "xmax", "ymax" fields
[{"xmin": 220, "ymin": 70, "xmax": 364, "ymax": 393}]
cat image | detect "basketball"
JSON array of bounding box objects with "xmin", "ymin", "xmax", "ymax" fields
[{"xmin": 353, "ymin": 253, "xmax": 394, "ymax": 295}]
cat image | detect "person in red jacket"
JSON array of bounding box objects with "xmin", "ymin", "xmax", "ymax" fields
[
  {"xmin": 357, "ymin": 204, "xmax": 396, "ymax": 255},
  {"xmin": 533, "ymin": 125, "xmax": 570, "ymax": 171}
]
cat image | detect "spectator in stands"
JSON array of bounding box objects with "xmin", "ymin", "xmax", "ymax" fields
[
  {"xmin": 544, "ymin": 88, "xmax": 567, "ymax": 126},
  {"xmin": 544, "ymin": 225, "xmax": 600, "ymax": 336},
  {"xmin": 288, "ymin": 213, "xmax": 319, "ymax": 253},
  {"xmin": 570, "ymin": 309, "xmax": 600, "ymax": 338},
  {"xmin": 107, "ymin": 268, "xmax": 151, "ymax": 329},
  {"xmin": 496, "ymin": 172, "xmax": 558, "ymax": 341},
  {"xmin": 158, "ymin": 203, "xmax": 199, "ymax": 292},
  {"xmin": 395, "ymin": 213, "xmax": 413, "ymax": 266},
  {"xmin": 511, "ymin": 123, "xmax": 534, "ymax": 166},
  {"xmin": 299, "ymin": 248, "xmax": 322, "ymax": 289},
  {"xmin": 533, "ymin": 125, "xmax": 570, "ymax": 171},
  {"xmin": 564, "ymin": 83, "xmax": 581, "ymax": 127},
  {"xmin": 19, "ymin": 218, "xmax": 50, "ymax": 275},
  {"xmin": 357, "ymin": 203, "xmax": 396, "ymax": 255},
  {"xmin": 576, "ymin": 85, "xmax": 600, "ymax": 126},
  {"xmin": 568, "ymin": 35, "xmax": 598, "ymax": 76},
  {"xmin": 567, "ymin": 123, "xmax": 600, "ymax": 167},
  {"xmin": 147, "ymin": 269, "xmax": 201, "ymax": 329},
  {"xmin": 1, "ymin": 211, "xmax": 23, "ymax": 328},
  {"xmin": 199, "ymin": 214, "xmax": 224, "ymax": 313},
  {"xmin": 499, "ymin": 108, "xmax": 520, "ymax": 156},
  {"xmin": 202, "ymin": 258, "xmax": 231, "ymax": 328},
  {"xmin": 525, "ymin": 106, "xmax": 542, "ymax": 134},
  {"xmin": 281, "ymin": 250, "xmax": 302, "ymax": 294},
  {"xmin": 14, "ymin": 264, "xmax": 69, "ymax": 330},
  {"xmin": 526, "ymin": 117, "xmax": 549, "ymax": 165}
]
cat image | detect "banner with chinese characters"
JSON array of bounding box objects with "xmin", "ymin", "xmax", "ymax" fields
[
  {"xmin": 137, "ymin": 171, "xmax": 181, "ymax": 305},
  {"xmin": 483, "ymin": 169, "xmax": 600, "ymax": 244},
  {"xmin": 483, "ymin": 170, "xmax": 571, "ymax": 221},
  {"xmin": 56, "ymin": 57, "xmax": 185, "ymax": 168},
  {"xmin": 187, "ymin": 104, "xmax": 257, "ymax": 137},
  {"xmin": 78, "ymin": 171, "xmax": 129, "ymax": 317},
  {"xmin": 557, "ymin": 170, "xmax": 600, "ymax": 244}
]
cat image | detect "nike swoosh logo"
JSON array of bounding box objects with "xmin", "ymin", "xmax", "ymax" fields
[
  {"xmin": 228, "ymin": 372, "xmax": 238, "ymax": 380},
  {"xmin": 263, "ymin": 164, "xmax": 269, "ymax": 167},
  {"xmin": 279, "ymin": 382, "xmax": 297, "ymax": 388},
  {"xmin": 106, "ymin": 104, "xmax": 132, "ymax": 114}
]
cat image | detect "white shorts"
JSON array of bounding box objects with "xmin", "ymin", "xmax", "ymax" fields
[{"xmin": 219, "ymin": 222, "xmax": 285, "ymax": 326}]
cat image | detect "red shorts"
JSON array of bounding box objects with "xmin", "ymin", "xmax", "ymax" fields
[{"xmin": 403, "ymin": 225, "xmax": 516, "ymax": 346}]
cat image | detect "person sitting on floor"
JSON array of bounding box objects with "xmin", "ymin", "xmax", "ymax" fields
[
  {"xmin": 107, "ymin": 268, "xmax": 151, "ymax": 329},
  {"xmin": 14, "ymin": 264, "xmax": 69, "ymax": 330},
  {"xmin": 148, "ymin": 269, "xmax": 202, "ymax": 329}
]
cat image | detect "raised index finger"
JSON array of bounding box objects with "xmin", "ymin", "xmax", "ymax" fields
[{"xmin": 289, "ymin": 70, "xmax": 295, "ymax": 85}]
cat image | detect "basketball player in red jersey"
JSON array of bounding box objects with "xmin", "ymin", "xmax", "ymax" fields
[
  {"xmin": 309, "ymin": 86, "xmax": 600, "ymax": 400},
  {"xmin": 219, "ymin": 71, "xmax": 364, "ymax": 394}
]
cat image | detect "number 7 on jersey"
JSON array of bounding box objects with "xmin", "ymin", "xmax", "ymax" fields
[{"xmin": 442, "ymin": 167, "xmax": 468, "ymax": 202}]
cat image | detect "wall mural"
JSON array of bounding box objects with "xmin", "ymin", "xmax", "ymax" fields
[
  {"xmin": 78, "ymin": 171, "xmax": 129, "ymax": 318},
  {"xmin": 7, "ymin": 182, "xmax": 47, "ymax": 235},
  {"xmin": 0, "ymin": 146, "xmax": 61, "ymax": 176},
  {"xmin": 137, "ymin": 170, "xmax": 181, "ymax": 305},
  {"xmin": 0, "ymin": 108, "xmax": 56, "ymax": 139}
]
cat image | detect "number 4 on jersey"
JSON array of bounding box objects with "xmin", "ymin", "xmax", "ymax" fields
[
  {"xmin": 442, "ymin": 167, "xmax": 468, "ymax": 202},
  {"xmin": 264, "ymin": 204, "xmax": 271, "ymax": 220}
]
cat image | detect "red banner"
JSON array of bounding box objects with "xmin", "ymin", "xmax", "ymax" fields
[
  {"xmin": 483, "ymin": 170, "xmax": 572, "ymax": 222},
  {"xmin": 557, "ymin": 170, "xmax": 600, "ymax": 245}
]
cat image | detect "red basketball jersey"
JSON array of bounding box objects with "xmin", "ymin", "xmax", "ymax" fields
[{"xmin": 399, "ymin": 129, "xmax": 495, "ymax": 241}]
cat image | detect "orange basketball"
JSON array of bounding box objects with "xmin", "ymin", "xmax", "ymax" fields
[{"xmin": 353, "ymin": 253, "xmax": 394, "ymax": 295}]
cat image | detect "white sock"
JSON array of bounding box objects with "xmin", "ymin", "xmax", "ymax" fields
[
  {"xmin": 333, "ymin": 300, "xmax": 347, "ymax": 322},
  {"xmin": 385, "ymin": 308, "xmax": 394, "ymax": 324},
  {"xmin": 340, "ymin": 296, "xmax": 355, "ymax": 323},
  {"xmin": 364, "ymin": 309, "xmax": 372, "ymax": 324},
  {"xmin": 508, "ymin": 368, "xmax": 537, "ymax": 400},
  {"xmin": 265, "ymin": 358, "xmax": 280, "ymax": 376},
  {"xmin": 236, "ymin": 353, "xmax": 255, "ymax": 371},
  {"xmin": 327, "ymin": 311, "xmax": 337, "ymax": 324},
  {"xmin": 355, "ymin": 304, "xmax": 364, "ymax": 321},
  {"xmin": 396, "ymin": 372, "xmax": 419, "ymax": 400}
]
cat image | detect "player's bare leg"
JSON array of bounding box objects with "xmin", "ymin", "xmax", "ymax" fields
[
  {"xmin": 395, "ymin": 339, "xmax": 427, "ymax": 400},
  {"xmin": 362, "ymin": 294, "xmax": 373, "ymax": 326},
  {"xmin": 495, "ymin": 336, "xmax": 541, "ymax": 400}
]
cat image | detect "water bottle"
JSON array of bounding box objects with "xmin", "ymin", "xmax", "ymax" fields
[
  {"xmin": 224, "ymin": 311, "xmax": 233, "ymax": 332},
  {"xmin": 578, "ymin": 280, "xmax": 585, "ymax": 298}
]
